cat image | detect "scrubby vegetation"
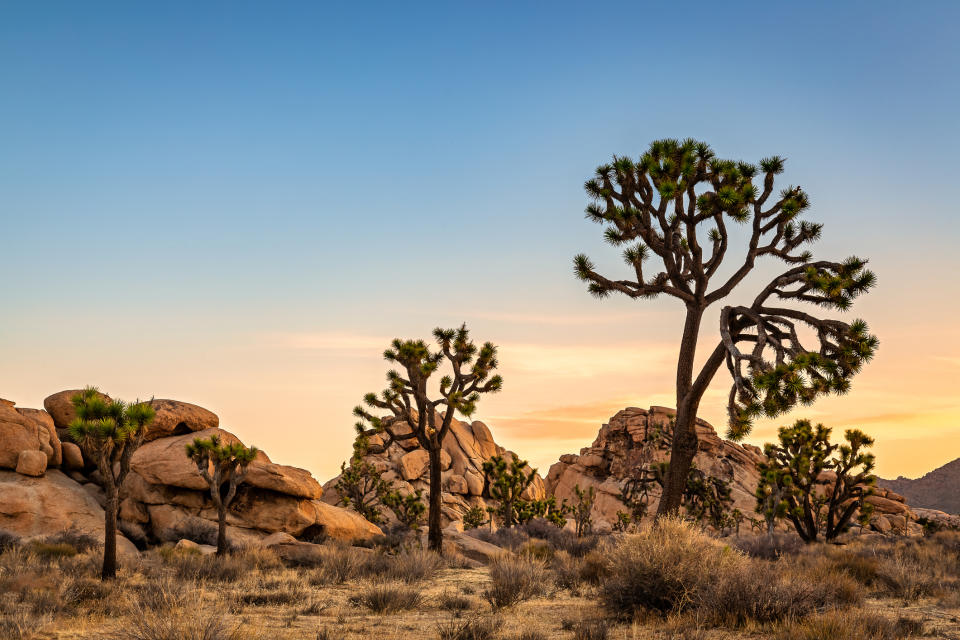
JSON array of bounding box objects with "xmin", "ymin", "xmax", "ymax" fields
[{"xmin": 4, "ymin": 518, "xmax": 957, "ymax": 639}]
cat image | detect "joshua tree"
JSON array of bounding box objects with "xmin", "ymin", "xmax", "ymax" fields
[
  {"xmin": 572, "ymin": 484, "xmax": 596, "ymax": 537},
  {"xmin": 483, "ymin": 453, "xmax": 538, "ymax": 528},
  {"xmin": 573, "ymin": 138, "xmax": 878, "ymax": 517},
  {"xmin": 335, "ymin": 439, "xmax": 391, "ymax": 525},
  {"xmin": 462, "ymin": 505, "xmax": 488, "ymax": 530},
  {"xmin": 757, "ymin": 419, "xmax": 876, "ymax": 542},
  {"xmin": 354, "ymin": 324, "xmax": 502, "ymax": 551},
  {"xmin": 185, "ymin": 435, "xmax": 259, "ymax": 555},
  {"xmin": 382, "ymin": 488, "xmax": 427, "ymax": 531},
  {"xmin": 68, "ymin": 387, "xmax": 155, "ymax": 579}
]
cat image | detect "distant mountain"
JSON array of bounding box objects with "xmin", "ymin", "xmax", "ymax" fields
[{"xmin": 878, "ymin": 458, "xmax": 960, "ymax": 515}]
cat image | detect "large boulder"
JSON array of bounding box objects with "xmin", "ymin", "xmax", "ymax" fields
[
  {"xmin": 0, "ymin": 469, "xmax": 138, "ymax": 556},
  {"xmin": 16, "ymin": 409, "xmax": 61, "ymax": 467},
  {"xmin": 44, "ymin": 389, "xmax": 111, "ymax": 430},
  {"xmin": 322, "ymin": 412, "xmax": 547, "ymax": 527},
  {"xmin": 0, "ymin": 402, "xmax": 48, "ymax": 470},
  {"xmin": 16, "ymin": 450, "xmax": 47, "ymax": 477},
  {"xmin": 145, "ymin": 399, "xmax": 219, "ymax": 442}
]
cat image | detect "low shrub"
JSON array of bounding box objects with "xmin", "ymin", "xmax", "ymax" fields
[
  {"xmin": 571, "ymin": 620, "xmax": 610, "ymax": 640},
  {"xmin": 436, "ymin": 615, "xmax": 501, "ymax": 640},
  {"xmin": 26, "ymin": 542, "xmax": 78, "ymax": 560},
  {"xmin": 385, "ymin": 548, "xmax": 445, "ymax": 583},
  {"xmin": 122, "ymin": 607, "xmax": 242, "ymax": 640},
  {"xmin": 44, "ymin": 527, "xmax": 101, "ymax": 553},
  {"xmin": 163, "ymin": 549, "xmax": 247, "ymax": 583},
  {"xmin": 438, "ymin": 591, "xmax": 475, "ymax": 611},
  {"xmin": 773, "ymin": 609, "xmax": 925, "ymax": 640},
  {"xmin": 484, "ymin": 553, "xmax": 548, "ymax": 608},
  {"xmin": 351, "ymin": 581, "xmax": 422, "ymax": 613},
  {"xmin": 0, "ymin": 529, "xmax": 21, "ymax": 552},
  {"xmin": 732, "ymin": 532, "xmax": 804, "ymax": 559}
]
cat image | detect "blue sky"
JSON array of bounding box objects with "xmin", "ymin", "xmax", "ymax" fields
[{"xmin": 2, "ymin": 2, "xmax": 958, "ymax": 479}]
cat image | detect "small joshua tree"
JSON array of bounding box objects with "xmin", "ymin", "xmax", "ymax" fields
[
  {"xmin": 757, "ymin": 419, "xmax": 876, "ymax": 542},
  {"xmin": 483, "ymin": 453, "xmax": 537, "ymax": 528},
  {"xmin": 516, "ymin": 496, "xmax": 569, "ymax": 528},
  {"xmin": 756, "ymin": 465, "xmax": 790, "ymax": 535},
  {"xmin": 462, "ymin": 505, "xmax": 488, "ymax": 530},
  {"xmin": 382, "ymin": 488, "xmax": 427, "ymax": 531},
  {"xmin": 573, "ymin": 138, "xmax": 878, "ymax": 517},
  {"xmin": 683, "ymin": 466, "xmax": 734, "ymax": 530},
  {"xmin": 355, "ymin": 324, "xmax": 502, "ymax": 551},
  {"xmin": 572, "ymin": 484, "xmax": 596, "ymax": 538},
  {"xmin": 68, "ymin": 387, "xmax": 155, "ymax": 579},
  {"xmin": 185, "ymin": 435, "xmax": 258, "ymax": 555},
  {"xmin": 335, "ymin": 438, "xmax": 391, "ymax": 525}
]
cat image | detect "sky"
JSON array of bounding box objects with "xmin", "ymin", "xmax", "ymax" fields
[{"xmin": 1, "ymin": 1, "xmax": 958, "ymax": 482}]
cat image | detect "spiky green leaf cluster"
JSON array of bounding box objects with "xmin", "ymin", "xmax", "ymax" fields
[{"xmin": 67, "ymin": 386, "xmax": 155, "ymax": 447}]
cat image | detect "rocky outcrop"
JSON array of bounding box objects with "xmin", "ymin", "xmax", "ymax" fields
[
  {"xmin": 0, "ymin": 469, "xmax": 138, "ymax": 556},
  {"xmin": 322, "ymin": 414, "xmax": 546, "ymax": 526},
  {"xmin": 0, "ymin": 389, "xmax": 381, "ymax": 549},
  {"xmin": 545, "ymin": 406, "xmax": 926, "ymax": 535},
  {"xmin": 878, "ymin": 458, "xmax": 960, "ymax": 515},
  {"xmin": 546, "ymin": 407, "xmax": 764, "ymax": 531},
  {"xmin": 0, "ymin": 400, "xmax": 58, "ymax": 474}
]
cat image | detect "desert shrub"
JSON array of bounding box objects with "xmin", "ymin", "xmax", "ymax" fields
[
  {"xmin": 732, "ymin": 532, "xmax": 804, "ymax": 559},
  {"xmin": 123, "ymin": 607, "xmax": 242, "ymax": 640},
  {"xmin": 315, "ymin": 545, "xmax": 364, "ymax": 583},
  {"xmin": 599, "ymin": 518, "xmax": 741, "ymax": 617},
  {"xmin": 518, "ymin": 519, "xmax": 599, "ymax": 556},
  {"xmin": 237, "ymin": 581, "xmax": 307, "ymax": 607},
  {"xmin": 0, "ymin": 529, "xmax": 21, "ymax": 552},
  {"xmin": 773, "ymin": 609, "xmax": 925, "ymax": 640},
  {"xmin": 932, "ymin": 529, "xmax": 960, "ymax": 553},
  {"xmin": 518, "ymin": 539, "xmax": 554, "ymax": 561},
  {"xmin": 385, "ymin": 548, "xmax": 444, "ymax": 583},
  {"xmin": 54, "ymin": 550, "xmax": 101, "ymax": 578},
  {"xmin": 44, "ymin": 527, "xmax": 101, "ymax": 552},
  {"xmin": 515, "ymin": 632, "xmax": 548, "ymax": 640},
  {"xmin": 171, "ymin": 517, "xmax": 219, "ymax": 546},
  {"xmin": 0, "ymin": 609, "xmax": 44, "ymax": 640},
  {"xmin": 436, "ymin": 615, "xmax": 501, "ymax": 640},
  {"xmin": 438, "ymin": 591, "xmax": 475, "ymax": 611},
  {"xmin": 550, "ymin": 550, "xmax": 585, "ymax": 591},
  {"xmin": 484, "ymin": 553, "xmax": 548, "ymax": 608},
  {"xmin": 164, "ymin": 549, "xmax": 247, "ymax": 583},
  {"xmin": 572, "ymin": 620, "xmax": 610, "ymax": 640},
  {"xmin": 578, "ymin": 548, "xmax": 609, "ymax": 585},
  {"xmin": 60, "ymin": 575, "xmax": 114, "ymax": 609},
  {"xmin": 600, "ymin": 517, "xmax": 858, "ymax": 624},
  {"xmin": 26, "ymin": 541, "xmax": 78, "ymax": 560},
  {"xmin": 351, "ymin": 581, "xmax": 422, "ymax": 613},
  {"xmin": 131, "ymin": 574, "xmax": 190, "ymax": 611}
]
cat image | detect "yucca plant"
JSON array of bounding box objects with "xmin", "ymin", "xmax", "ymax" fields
[
  {"xmin": 68, "ymin": 386, "xmax": 155, "ymax": 579},
  {"xmin": 184, "ymin": 435, "xmax": 258, "ymax": 555},
  {"xmin": 573, "ymin": 138, "xmax": 878, "ymax": 516},
  {"xmin": 354, "ymin": 324, "xmax": 502, "ymax": 551}
]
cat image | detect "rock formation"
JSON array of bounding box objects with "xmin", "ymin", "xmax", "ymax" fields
[
  {"xmin": 0, "ymin": 390, "xmax": 381, "ymax": 549},
  {"xmin": 878, "ymin": 458, "xmax": 960, "ymax": 515},
  {"xmin": 322, "ymin": 414, "xmax": 547, "ymax": 526},
  {"xmin": 546, "ymin": 406, "xmax": 936, "ymax": 536}
]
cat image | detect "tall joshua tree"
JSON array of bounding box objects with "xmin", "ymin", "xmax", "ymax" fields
[
  {"xmin": 68, "ymin": 387, "xmax": 155, "ymax": 579},
  {"xmin": 354, "ymin": 324, "xmax": 502, "ymax": 551},
  {"xmin": 185, "ymin": 435, "xmax": 259, "ymax": 555},
  {"xmin": 574, "ymin": 138, "xmax": 878, "ymax": 517}
]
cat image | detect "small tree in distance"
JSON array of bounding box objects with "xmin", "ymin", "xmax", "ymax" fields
[
  {"xmin": 335, "ymin": 439, "xmax": 391, "ymax": 525},
  {"xmin": 483, "ymin": 453, "xmax": 537, "ymax": 528},
  {"xmin": 185, "ymin": 435, "xmax": 259, "ymax": 555},
  {"xmin": 68, "ymin": 387, "xmax": 155, "ymax": 579},
  {"xmin": 354, "ymin": 324, "xmax": 502, "ymax": 551},
  {"xmin": 756, "ymin": 419, "xmax": 876, "ymax": 542},
  {"xmin": 573, "ymin": 138, "xmax": 878, "ymax": 517}
]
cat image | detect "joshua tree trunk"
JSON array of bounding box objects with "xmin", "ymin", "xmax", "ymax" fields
[
  {"xmin": 657, "ymin": 307, "xmax": 704, "ymax": 517},
  {"xmin": 102, "ymin": 486, "xmax": 118, "ymax": 580},
  {"xmin": 427, "ymin": 446, "xmax": 443, "ymax": 551},
  {"xmin": 216, "ymin": 501, "xmax": 228, "ymax": 555}
]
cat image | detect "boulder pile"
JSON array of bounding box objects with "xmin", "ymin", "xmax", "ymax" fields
[
  {"xmin": 0, "ymin": 391, "xmax": 380, "ymax": 551},
  {"xmin": 321, "ymin": 413, "xmax": 547, "ymax": 526}
]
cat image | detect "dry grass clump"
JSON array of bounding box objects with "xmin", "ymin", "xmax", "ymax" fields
[
  {"xmin": 384, "ymin": 548, "xmax": 445, "ymax": 583},
  {"xmin": 484, "ymin": 553, "xmax": 548, "ymax": 608},
  {"xmin": 350, "ymin": 581, "xmax": 423, "ymax": 613},
  {"xmin": 122, "ymin": 606, "xmax": 244, "ymax": 640},
  {"xmin": 772, "ymin": 608, "xmax": 925, "ymax": 640},
  {"xmin": 733, "ymin": 532, "xmax": 804, "ymax": 559},
  {"xmin": 236, "ymin": 575, "xmax": 308, "ymax": 606},
  {"xmin": 435, "ymin": 614, "xmax": 501, "ymax": 640},
  {"xmin": 599, "ymin": 517, "xmax": 861, "ymax": 625},
  {"xmin": 437, "ymin": 590, "xmax": 475, "ymax": 611}
]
